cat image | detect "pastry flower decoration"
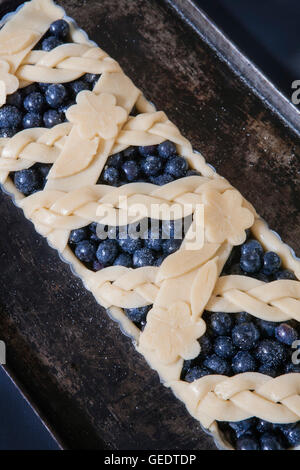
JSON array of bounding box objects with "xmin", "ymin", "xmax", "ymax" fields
[
  {"xmin": 66, "ymin": 91, "xmax": 127, "ymax": 140},
  {"xmin": 204, "ymin": 189, "xmax": 254, "ymax": 246},
  {"xmin": 0, "ymin": 60, "xmax": 19, "ymax": 106},
  {"xmin": 139, "ymin": 301, "xmax": 206, "ymax": 364}
]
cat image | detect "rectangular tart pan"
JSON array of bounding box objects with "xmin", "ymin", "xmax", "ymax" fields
[{"xmin": 0, "ymin": 0, "xmax": 299, "ymax": 450}]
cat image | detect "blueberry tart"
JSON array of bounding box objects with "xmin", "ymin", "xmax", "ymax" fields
[{"xmin": 0, "ymin": 0, "xmax": 299, "ymax": 451}]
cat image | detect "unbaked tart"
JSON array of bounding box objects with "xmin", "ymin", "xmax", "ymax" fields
[{"xmin": 0, "ymin": 0, "xmax": 299, "ymax": 451}]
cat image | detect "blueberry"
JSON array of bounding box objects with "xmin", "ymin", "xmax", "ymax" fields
[
  {"xmin": 58, "ymin": 100, "xmax": 75, "ymax": 116},
  {"xmin": 283, "ymin": 423, "xmax": 300, "ymax": 447},
  {"xmin": 37, "ymin": 163, "xmax": 52, "ymax": 179},
  {"xmin": 150, "ymin": 174, "xmax": 174, "ymax": 186},
  {"xmin": 155, "ymin": 254, "xmax": 167, "ymax": 267},
  {"xmin": 22, "ymin": 84, "xmax": 37, "ymax": 96},
  {"xmin": 23, "ymin": 112, "xmax": 42, "ymax": 129},
  {"xmin": 0, "ymin": 105, "xmax": 22, "ymax": 128},
  {"xmin": 24, "ymin": 92, "xmax": 45, "ymax": 113},
  {"xmin": 235, "ymin": 312, "xmax": 252, "ymax": 324},
  {"xmin": 139, "ymin": 145, "xmax": 157, "ymax": 157},
  {"xmin": 75, "ymin": 240, "xmax": 96, "ymax": 263},
  {"xmin": 275, "ymin": 323, "xmax": 298, "ymax": 346},
  {"xmin": 165, "ymin": 156, "xmax": 188, "ymax": 178},
  {"xmin": 258, "ymin": 364, "xmax": 278, "ymax": 377},
  {"xmin": 203, "ymin": 354, "xmax": 230, "ymax": 375},
  {"xmin": 162, "ymin": 239, "xmax": 182, "ymax": 255},
  {"xmin": 133, "ymin": 248, "xmax": 156, "ymax": 268},
  {"xmin": 69, "ymin": 80, "xmax": 90, "ymax": 96},
  {"xmin": 107, "ymin": 152, "xmax": 123, "ymax": 169},
  {"xmin": 69, "ymin": 228, "xmax": 88, "ymax": 244},
  {"xmin": 184, "ymin": 366, "xmax": 211, "ymax": 383},
  {"xmin": 262, "ymin": 251, "xmax": 281, "ymax": 275},
  {"xmin": 260, "ymin": 433, "xmax": 283, "ymax": 450},
  {"xmin": 236, "ymin": 435, "xmax": 260, "ymax": 450},
  {"xmin": 158, "ymin": 140, "xmax": 176, "ymax": 159},
  {"xmin": 274, "ymin": 269, "xmax": 296, "ymax": 280},
  {"xmin": 113, "ymin": 253, "xmax": 132, "ymax": 267},
  {"xmin": 92, "ymin": 260, "xmax": 104, "ymax": 272},
  {"xmin": 210, "ymin": 312, "xmax": 233, "ymax": 336},
  {"xmin": 186, "ymin": 169, "xmax": 201, "ymax": 176},
  {"xmin": 141, "ymin": 155, "xmax": 163, "ymax": 176},
  {"xmin": 122, "ymin": 160, "xmax": 139, "ymax": 182},
  {"xmin": 199, "ymin": 335, "xmax": 213, "ymax": 357},
  {"xmin": 38, "ymin": 83, "xmax": 51, "ymax": 92},
  {"xmin": 6, "ymin": 90, "xmax": 22, "ymax": 108},
  {"xmin": 214, "ymin": 336, "xmax": 236, "ymax": 359},
  {"xmin": 43, "ymin": 110, "xmax": 63, "ymax": 128},
  {"xmin": 229, "ymin": 419, "xmax": 255, "ymax": 438},
  {"xmin": 102, "ymin": 166, "xmax": 119, "ymax": 186},
  {"xmin": 45, "ymin": 84, "xmax": 67, "ymax": 108},
  {"xmin": 285, "ymin": 363, "xmax": 300, "ymax": 373},
  {"xmin": 161, "ymin": 220, "xmax": 175, "ymax": 239},
  {"xmin": 257, "ymin": 420, "xmax": 273, "ymax": 434},
  {"xmin": 124, "ymin": 305, "xmax": 151, "ymax": 323},
  {"xmin": 241, "ymin": 240, "xmax": 263, "ymax": 257},
  {"xmin": 49, "ymin": 19, "xmax": 69, "ymax": 39},
  {"xmin": 42, "ymin": 36, "xmax": 63, "ymax": 51},
  {"xmin": 256, "ymin": 319, "xmax": 277, "ymax": 337},
  {"xmin": 232, "ymin": 322, "xmax": 260, "ymax": 350},
  {"xmin": 240, "ymin": 252, "xmax": 262, "ymax": 273},
  {"xmin": 85, "ymin": 73, "xmax": 100, "ymax": 84},
  {"xmin": 14, "ymin": 169, "xmax": 41, "ymax": 196},
  {"xmin": 96, "ymin": 239, "xmax": 119, "ymax": 266},
  {"xmin": 255, "ymin": 272, "xmax": 270, "ymax": 282},
  {"xmin": 144, "ymin": 233, "xmax": 163, "ymax": 252},
  {"xmin": 118, "ymin": 236, "xmax": 143, "ymax": 254},
  {"xmin": 232, "ymin": 351, "xmax": 256, "ymax": 374},
  {"xmin": 0, "ymin": 128, "xmax": 18, "ymax": 138},
  {"xmin": 255, "ymin": 339, "xmax": 287, "ymax": 368},
  {"xmin": 123, "ymin": 146, "xmax": 138, "ymax": 159}
]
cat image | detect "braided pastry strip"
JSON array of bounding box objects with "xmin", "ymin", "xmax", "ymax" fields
[
  {"xmin": 171, "ymin": 373, "xmax": 300, "ymax": 429},
  {"xmin": 207, "ymin": 275, "xmax": 300, "ymax": 322}
]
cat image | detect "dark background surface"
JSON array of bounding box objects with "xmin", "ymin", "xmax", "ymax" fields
[{"xmin": 0, "ymin": 0, "xmax": 299, "ymax": 450}]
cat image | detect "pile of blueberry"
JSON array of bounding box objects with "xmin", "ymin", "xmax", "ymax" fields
[
  {"xmin": 98, "ymin": 142, "xmax": 200, "ymax": 187},
  {"xmin": 180, "ymin": 238, "xmax": 300, "ymax": 450},
  {"xmin": 1, "ymin": 19, "xmax": 99, "ymax": 196}
]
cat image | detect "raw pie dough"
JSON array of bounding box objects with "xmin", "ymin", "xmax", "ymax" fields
[{"xmin": 0, "ymin": 0, "xmax": 299, "ymax": 450}]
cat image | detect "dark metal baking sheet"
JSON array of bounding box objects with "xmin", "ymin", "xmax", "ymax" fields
[{"xmin": 0, "ymin": 0, "xmax": 299, "ymax": 450}]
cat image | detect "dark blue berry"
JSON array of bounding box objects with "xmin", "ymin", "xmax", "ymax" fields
[
  {"xmin": 241, "ymin": 240, "xmax": 263, "ymax": 257},
  {"xmin": 49, "ymin": 19, "xmax": 69, "ymax": 39},
  {"xmin": 6, "ymin": 90, "xmax": 22, "ymax": 108},
  {"xmin": 258, "ymin": 364, "xmax": 278, "ymax": 377},
  {"xmin": 69, "ymin": 228, "xmax": 88, "ymax": 244},
  {"xmin": 69, "ymin": 80, "xmax": 90, "ymax": 96},
  {"xmin": 38, "ymin": 83, "xmax": 51, "ymax": 92},
  {"xmin": 199, "ymin": 335, "xmax": 213, "ymax": 357},
  {"xmin": 262, "ymin": 251, "xmax": 281, "ymax": 275},
  {"xmin": 139, "ymin": 145, "xmax": 157, "ymax": 157},
  {"xmin": 23, "ymin": 112, "xmax": 42, "ymax": 128},
  {"xmin": 85, "ymin": 73, "xmax": 100, "ymax": 84},
  {"xmin": 0, "ymin": 105, "xmax": 22, "ymax": 128},
  {"xmin": 158, "ymin": 141, "xmax": 176, "ymax": 159},
  {"xmin": 0, "ymin": 128, "xmax": 18, "ymax": 137},
  {"xmin": 257, "ymin": 420, "xmax": 273, "ymax": 434},
  {"xmin": 22, "ymin": 84, "xmax": 37, "ymax": 96},
  {"xmin": 275, "ymin": 269, "xmax": 296, "ymax": 280},
  {"xmin": 285, "ymin": 363, "xmax": 300, "ymax": 373},
  {"xmin": 75, "ymin": 240, "xmax": 96, "ymax": 263},
  {"xmin": 210, "ymin": 312, "xmax": 233, "ymax": 336},
  {"xmin": 133, "ymin": 248, "xmax": 156, "ymax": 268},
  {"xmin": 155, "ymin": 254, "xmax": 167, "ymax": 266},
  {"xmin": 232, "ymin": 322, "xmax": 260, "ymax": 350},
  {"xmin": 124, "ymin": 305, "xmax": 151, "ymax": 323},
  {"xmin": 214, "ymin": 336, "xmax": 236, "ymax": 359},
  {"xmin": 275, "ymin": 323, "xmax": 298, "ymax": 346},
  {"xmin": 107, "ymin": 152, "xmax": 123, "ymax": 168},
  {"xmin": 14, "ymin": 168, "xmax": 41, "ymax": 196},
  {"xmin": 144, "ymin": 233, "xmax": 163, "ymax": 252},
  {"xmin": 37, "ymin": 163, "xmax": 51, "ymax": 179},
  {"xmin": 102, "ymin": 166, "xmax": 119, "ymax": 186},
  {"xmin": 162, "ymin": 239, "xmax": 182, "ymax": 255},
  {"xmin": 232, "ymin": 351, "xmax": 256, "ymax": 374},
  {"xmin": 45, "ymin": 84, "xmax": 67, "ymax": 108},
  {"xmin": 260, "ymin": 433, "xmax": 283, "ymax": 450},
  {"xmin": 122, "ymin": 160, "xmax": 139, "ymax": 181},
  {"xmin": 58, "ymin": 100, "xmax": 75, "ymax": 116},
  {"xmin": 161, "ymin": 220, "xmax": 175, "ymax": 239},
  {"xmin": 24, "ymin": 92, "xmax": 45, "ymax": 113},
  {"xmin": 141, "ymin": 155, "xmax": 163, "ymax": 176},
  {"xmin": 123, "ymin": 146, "xmax": 138, "ymax": 159},
  {"xmin": 42, "ymin": 36, "xmax": 63, "ymax": 51},
  {"xmin": 236, "ymin": 435, "xmax": 260, "ymax": 450},
  {"xmin": 240, "ymin": 252, "xmax": 262, "ymax": 273},
  {"xmin": 43, "ymin": 110, "xmax": 63, "ymax": 128},
  {"xmin": 151, "ymin": 173, "xmax": 174, "ymax": 186},
  {"xmin": 96, "ymin": 239, "xmax": 119, "ymax": 265},
  {"xmin": 186, "ymin": 169, "xmax": 201, "ymax": 176},
  {"xmin": 185, "ymin": 366, "xmax": 211, "ymax": 382},
  {"xmin": 229, "ymin": 419, "xmax": 254, "ymax": 438},
  {"xmin": 282, "ymin": 423, "xmax": 300, "ymax": 447},
  {"xmin": 165, "ymin": 156, "xmax": 188, "ymax": 178},
  {"xmin": 203, "ymin": 354, "xmax": 230, "ymax": 375},
  {"xmin": 255, "ymin": 339, "xmax": 287, "ymax": 368},
  {"xmin": 235, "ymin": 312, "xmax": 252, "ymax": 324},
  {"xmin": 256, "ymin": 319, "xmax": 277, "ymax": 337},
  {"xmin": 113, "ymin": 253, "xmax": 132, "ymax": 267},
  {"xmin": 118, "ymin": 236, "xmax": 143, "ymax": 254}
]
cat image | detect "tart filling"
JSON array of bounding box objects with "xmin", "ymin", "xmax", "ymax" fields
[{"xmin": 0, "ymin": 0, "xmax": 299, "ymax": 451}]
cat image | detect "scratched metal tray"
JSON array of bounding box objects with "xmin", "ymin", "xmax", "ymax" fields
[{"xmin": 0, "ymin": 0, "xmax": 299, "ymax": 450}]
